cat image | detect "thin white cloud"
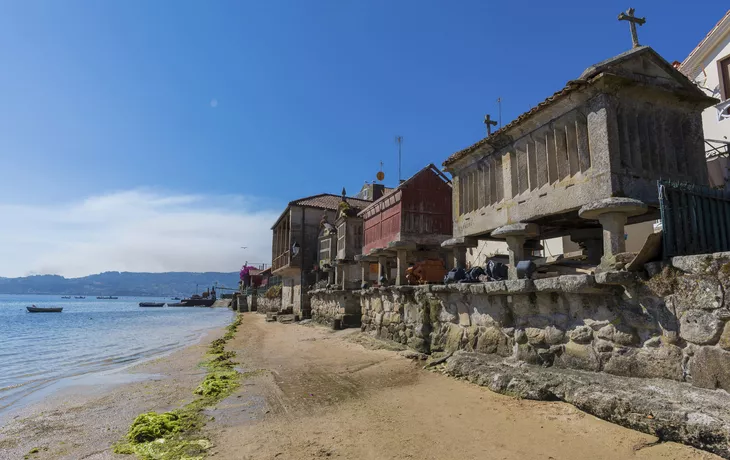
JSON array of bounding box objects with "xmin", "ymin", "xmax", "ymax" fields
[{"xmin": 0, "ymin": 190, "xmax": 278, "ymax": 278}]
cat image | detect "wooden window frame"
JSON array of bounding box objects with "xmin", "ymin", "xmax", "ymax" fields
[{"xmin": 718, "ymin": 53, "xmax": 730, "ymax": 101}]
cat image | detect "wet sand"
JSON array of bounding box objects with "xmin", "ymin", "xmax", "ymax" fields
[
  {"xmin": 0, "ymin": 328, "xmax": 225, "ymax": 460},
  {"xmin": 206, "ymin": 314, "xmax": 720, "ymax": 460}
]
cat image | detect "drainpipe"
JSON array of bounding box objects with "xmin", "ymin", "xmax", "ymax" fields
[{"xmin": 300, "ymin": 207, "xmax": 305, "ymax": 319}]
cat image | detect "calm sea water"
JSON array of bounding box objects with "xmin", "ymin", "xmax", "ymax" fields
[{"xmin": 0, "ymin": 294, "xmax": 233, "ymax": 417}]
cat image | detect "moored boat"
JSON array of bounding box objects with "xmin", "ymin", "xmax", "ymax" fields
[
  {"xmin": 167, "ymin": 302, "xmax": 190, "ymax": 307},
  {"xmin": 61, "ymin": 296, "xmax": 71, "ymax": 299},
  {"xmin": 75, "ymin": 296, "xmax": 86, "ymax": 299},
  {"xmin": 96, "ymin": 296, "xmax": 119, "ymax": 300},
  {"xmin": 139, "ymin": 302, "xmax": 165, "ymax": 307},
  {"xmin": 179, "ymin": 296, "xmax": 216, "ymax": 307},
  {"xmin": 27, "ymin": 305, "xmax": 63, "ymax": 313}
]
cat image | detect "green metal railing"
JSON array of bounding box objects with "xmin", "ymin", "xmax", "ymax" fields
[{"xmin": 659, "ymin": 180, "xmax": 730, "ymax": 257}]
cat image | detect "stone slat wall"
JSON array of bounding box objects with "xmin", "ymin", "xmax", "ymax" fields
[{"xmin": 360, "ymin": 254, "xmax": 730, "ymax": 392}]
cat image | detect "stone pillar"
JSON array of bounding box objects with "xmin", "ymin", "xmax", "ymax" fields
[
  {"xmin": 579, "ymin": 198, "xmax": 648, "ymax": 266},
  {"xmin": 491, "ymin": 223, "xmax": 540, "ymax": 280},
  {"xmin": 340, "ymin": 264, "xmax": 347, "ymax": 290},
  {"xmin": 360, "ymin": 260, "xmax": 369, "ymax": 287},
  {"xmin": 452, "ymin": 246, "xmax": 467, "ymax": 270},
  {"xmin": 570, "ymin": 228, "xmax": 603, "ymax": 265},
  {"xmin": 441, "ymin": 237, "xmax": 478, "ymax": 271},
  {"xmin": 378, "ymin": 255, "xmax": 388, "ymax": 285},
  {"xmin": 396, "ymin": 249, "xmax": 408, "ymax": 286},
  {"xmin": 334, "ymin": 265, "xmax": 340, "ymax": 287}
]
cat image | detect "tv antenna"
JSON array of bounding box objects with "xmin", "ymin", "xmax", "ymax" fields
[
  {"xmin": 394, "ymin": 136, "xmax": 403, "ymax": 182},
  {"xmin": 496, "ymin": 97, "xmax": 503, "ymax": 128}
]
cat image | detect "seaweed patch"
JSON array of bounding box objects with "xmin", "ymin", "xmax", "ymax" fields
[{"xmin": 114, "ymin": 314, "xmax": 243, "ymax": 459}]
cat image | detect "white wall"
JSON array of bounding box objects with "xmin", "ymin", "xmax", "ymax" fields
[
  {"xmin": 686, "ymin": 30, "xmax": 730, "ymax": 142},
  {"xmin": 465, "ymin": 240, "xmax": 508, "ymax": 268}
]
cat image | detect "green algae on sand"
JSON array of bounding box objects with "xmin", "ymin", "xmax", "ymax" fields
[{"xmin": 114, "ymin": 314, "xmax": 243, "ymax": 459}]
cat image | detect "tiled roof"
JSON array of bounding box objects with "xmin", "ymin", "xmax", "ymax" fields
[
  {"xmin": 358, "ymin": 164, "xmax": 451, "ymax": 215},
  {"xmin": 679, "ymin": 10, "xmax": 730, "ymax": 75},
  {"xmin": 290, "ymin": 194, "xmax": 372, "ymax": 212}
]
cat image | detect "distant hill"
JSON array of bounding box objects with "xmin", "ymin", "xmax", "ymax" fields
[{"xmin": 0, "ymin": 271, "xmax": 240, "ymax": 297}]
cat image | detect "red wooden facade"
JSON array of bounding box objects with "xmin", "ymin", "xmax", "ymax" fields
[{"xmin": 360, "ymin": 164, "xmax": 452, "ymax": 254}]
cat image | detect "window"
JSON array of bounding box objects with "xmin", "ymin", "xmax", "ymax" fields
[{"xmin": 720, "ymin": 55, "xmax": 730, "ymax": 101}]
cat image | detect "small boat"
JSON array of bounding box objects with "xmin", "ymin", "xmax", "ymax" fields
[
  {"xmin": 96, "ymin": 296, "xmax": 119, "ymax": 300},
  {"xmin": 75, "ymin": 296, "xmax": 86, "ymax": 299},
  {"xmin": 27, "ymin": 305, "xmax": 63, "ymax": 313},
  {"xmin": 61, "ymin": 296, "xmax": 71, "ymax": 299},
  {"xmin": 139, "ymin": 302, "xmax": 165, "ymax": 307},
  {"xmin": 171, "ymin": 297, "xmax": 181, "ymax": 300}
]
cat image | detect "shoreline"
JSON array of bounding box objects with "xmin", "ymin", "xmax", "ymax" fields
[
  {"xmin": 0, "ymin": 305, "xmax": 234, "ymax": 426},
  {"xmin": 0, "ymin": 319, "xmax": 233, "ymax": 460}
]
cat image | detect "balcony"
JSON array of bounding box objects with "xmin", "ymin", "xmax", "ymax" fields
[{"xmin": 272, "ymin": 250, "xmax": 291, "ymax": 273}]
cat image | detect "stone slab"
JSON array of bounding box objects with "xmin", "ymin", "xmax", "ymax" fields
[
  {"xmin": 578, "ymin": 197, "xmax": 648, "ymax": 220},
  {"xmin": 446, "ymin": 351, "xmax": 730, "ymax": 458}
]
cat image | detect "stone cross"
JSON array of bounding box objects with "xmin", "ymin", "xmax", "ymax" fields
[
  {"xmin": 618, "ymin": 8, "xmax": 646, "ymax": 48},
  {"xmin": 484, "ymin": 114, "xmax": 498, "ymax": 136}
]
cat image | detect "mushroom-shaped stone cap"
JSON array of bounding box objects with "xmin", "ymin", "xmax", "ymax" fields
[
  {"xmin": 578, "ymin": 198, "xmax": 648, "ymax": 220},
  {"xmin": 491, "ymin": 222, "xmax": 540, "ymax": 239},
  {"xmin": 387, "ymin": 241, "xmax": 417, "ymax": 250},
  {"xmin": 441, "ymin": 237, "xmax": 479, "ymax": 248}
]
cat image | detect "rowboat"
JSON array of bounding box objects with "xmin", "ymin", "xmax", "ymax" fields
[
  {"xmin": 27, "ymin": 305, "xmax": 63, "ymax": 313},
  {"xmin": 139, "ymin": 302, "xmax": 165, "ymax": 307}
]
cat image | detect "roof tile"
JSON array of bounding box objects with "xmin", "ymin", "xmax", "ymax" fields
[{"xmin": 291, "ymin": 194, "xmax": 372, "ymax": 211}]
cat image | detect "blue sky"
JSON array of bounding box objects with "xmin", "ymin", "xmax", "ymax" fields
[{"xmin": 0, "ymin": 1, "xmax": 727, "ymax": 276}]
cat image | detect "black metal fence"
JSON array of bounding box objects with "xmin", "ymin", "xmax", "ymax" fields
[{"xmin": 659, "ymin": 180, "xmax": 730, "ymax": 257}]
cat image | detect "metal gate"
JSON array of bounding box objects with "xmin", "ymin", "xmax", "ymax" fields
[{"xmin": 659, "ymin": 180, "xmax": 730, "ymax": 257}]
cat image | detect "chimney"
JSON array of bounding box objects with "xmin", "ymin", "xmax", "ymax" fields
[{"xmin": 371, "ymin": 183, "xmax": 385, "ymax": 201}]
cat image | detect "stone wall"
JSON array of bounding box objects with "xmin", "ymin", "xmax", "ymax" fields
[
  {"xmin": 360, "ymin": 252, "xmax": 730, "ymax": 392},
  {"xmin": 256, "ymin": 295, "xmax": 282, "ymax": 314},
  {"xmin": 309, "ymin": 289, "xmax": 361, "ymax": 328}
]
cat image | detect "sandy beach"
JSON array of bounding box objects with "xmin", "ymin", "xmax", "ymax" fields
[
  {"xmin": 207, "ymin": 314, "xmax": 719, "ymax": 460},
  {"xmin": 0, "ymin": 326, "xmax": 226, "ymax": 460},
  {"xmin": 0, "ymin": 313, "xmax": 721, "ymax": 460}
]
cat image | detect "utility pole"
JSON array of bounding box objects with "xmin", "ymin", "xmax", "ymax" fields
[{"xmin": 395, "ymin": 136, "xmax": 403, "ymax": 182}]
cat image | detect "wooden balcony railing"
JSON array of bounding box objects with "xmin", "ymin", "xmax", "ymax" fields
[{"xmin": 272, "ymin": 250, "xmax": 291, "ymax": 272}]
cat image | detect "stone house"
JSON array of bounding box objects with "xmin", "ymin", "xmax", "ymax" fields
[
  {"xmin": 316, "ymin": 189, "xmax": 382, "ymax": 289},
  {"xmin": 443, "ymin": 46, "xmax": 717, "ymax": 277},
  {"xmin": 271, "ymin": 193, "xmax": 371, "ymax": 318},
  {"xmin": 679, "ymin": 10, "xmax": 730, "ymax": 188},
  {"xmin": 357, "ymin": 164, "xmax": 453, "ymax": 286}
]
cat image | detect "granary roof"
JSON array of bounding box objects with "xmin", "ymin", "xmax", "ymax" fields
[
  {"xmin": 442, "ymin": 46, "xmax": 709, "ymax": 170},
  {"xmin": 358, "ymin": 163, "xmax": 451, "ymax": 216}
]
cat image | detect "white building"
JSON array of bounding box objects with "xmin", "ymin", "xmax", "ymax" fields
[{"xmin": 679, "ymin": 10, "xmax": 730, "ymax": 188}]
